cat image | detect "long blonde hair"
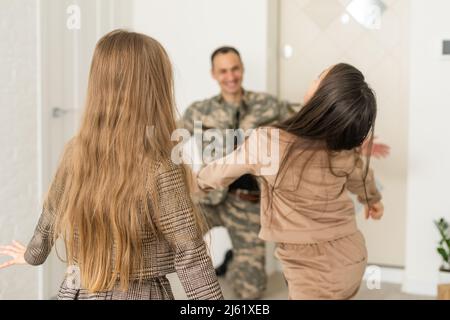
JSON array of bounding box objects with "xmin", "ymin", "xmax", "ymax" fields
[{"xmin": 53, "ymin": 30, "xmax": 204, "ymax": 292}]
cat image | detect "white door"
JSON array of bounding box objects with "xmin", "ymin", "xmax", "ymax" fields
[
  {"xmin": 278, "ymin": 0, "xmax": 410, "ymax": 267},
  {"xmin": 39, "ymin": 0, "xmax": 132, "ymax": 299}
]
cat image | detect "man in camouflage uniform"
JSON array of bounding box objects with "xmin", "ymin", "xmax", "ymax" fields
[{"xmin": 180, "ymin": 47, "xmax": 299, "ymax": 299}]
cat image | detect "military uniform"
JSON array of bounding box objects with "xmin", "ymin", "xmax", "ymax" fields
[{"xmin": 181, "ymin": 90, "xmax": 298, "ymax": 299}]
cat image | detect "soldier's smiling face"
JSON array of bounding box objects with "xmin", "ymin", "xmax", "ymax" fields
[{"xmin": 211, "ymin": 52, "xmax": 244, "ymax": 96}]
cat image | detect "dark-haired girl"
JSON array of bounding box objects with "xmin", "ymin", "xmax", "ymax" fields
[{"xmin": 194, "ymin": 63, "xmax": 384, "ymax": 299}]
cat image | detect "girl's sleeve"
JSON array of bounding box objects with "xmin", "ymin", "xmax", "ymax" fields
[
  {"xmin": 156, "ymin": 161, "xmax": 223, "ymax": 300},
  {"xmin": 346, "ymin": 153, "xmax": 382, "ymax": 206},
  {"xmin": 196, "ymin": 128, "xmax": 271, "ymax": 191},
  {"xmin": 24, "ymin": 143, "xmax": 72, "ymax": 266}
]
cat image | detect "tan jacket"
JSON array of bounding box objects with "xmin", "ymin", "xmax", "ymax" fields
[
  {"xmin": 179, "ymin": 89, "xmax": 298, "ymax": 206},
  {"xmin": 24, "ymin": 140, "xmax": 223, "ymax": 300},
  {"xmin": 196, "ymin": 128, "xmax": 381, "ymax": 244}
]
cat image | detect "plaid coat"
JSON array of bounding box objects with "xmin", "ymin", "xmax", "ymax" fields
[{"xmin": 24, "ymin": 141, "xmax": 223, "ymax": 300}]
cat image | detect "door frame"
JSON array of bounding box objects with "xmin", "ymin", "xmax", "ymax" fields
[{"xmin": 37, "ymin": 0, "xmax": 133, "ymax": 299}]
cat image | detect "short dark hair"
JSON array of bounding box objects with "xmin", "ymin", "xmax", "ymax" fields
[{"xmin": 211, "ymin": 46, "xmax": 241, "ymax": 67}]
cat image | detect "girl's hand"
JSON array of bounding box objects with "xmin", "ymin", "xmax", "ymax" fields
[
  {"xmin": 0, "ymin": 241, "xmax": 27, "ymax": 269},
  {"xmin": 365, "ymin": 202, "xmax": 384, "ymax": 220}
]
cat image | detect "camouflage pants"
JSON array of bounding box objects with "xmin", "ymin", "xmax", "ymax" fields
[{"xmin": 201, "ymin": 193, "xmax": 267, "ymax": 299}]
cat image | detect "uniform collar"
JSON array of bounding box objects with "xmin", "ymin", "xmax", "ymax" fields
[{"xmin": 217, "ymin": 88, "xmax": 250, "ymax": 109}]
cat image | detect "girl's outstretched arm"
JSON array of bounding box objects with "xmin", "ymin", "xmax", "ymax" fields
[
  {"xmin": 196, "ymin": 128, "xmax": 271, "ymax": 191},
  {"xmin": 23, "ymin": 144, "xmax": 71, "ymax": 266},
  {"xmin": 347, "ymin": 152, "xmax": 383, "ymax": 220},
  {"xmin": 1, "ymin": 144, "xmax": 71, "ymax": 270}
]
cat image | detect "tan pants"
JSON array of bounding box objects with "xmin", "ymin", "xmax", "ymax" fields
[{"xmin": 275, "ymin": 231, "xmax": 367, "ymax": 300}]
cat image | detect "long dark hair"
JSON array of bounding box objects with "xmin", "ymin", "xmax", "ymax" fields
[{"xmin": 272, "ymin": 63, "xmax": 377, "ymax": 207}]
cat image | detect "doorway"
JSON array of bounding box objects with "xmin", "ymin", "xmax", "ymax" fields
[{"xmin": 38, "ymin": 0, "xmax": 132, "ymax": 298}]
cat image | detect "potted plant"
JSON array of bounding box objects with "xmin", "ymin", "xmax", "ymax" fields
[{"xmin": 435, "ymin": 218, "xmax": 450, "ymax": 299}]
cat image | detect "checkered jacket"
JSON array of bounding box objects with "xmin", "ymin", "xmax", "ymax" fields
[{"xmin": 24, "ymin": 141, "xmax": 223, "ymax": 300}]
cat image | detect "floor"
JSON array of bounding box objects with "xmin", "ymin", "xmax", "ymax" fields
[{"xmin": 167, "ymin": 271, "xmax": 435, "ymax": 300}]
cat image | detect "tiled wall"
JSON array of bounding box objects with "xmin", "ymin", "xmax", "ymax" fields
[{"xmin": 279, "ymin": 0, "xmax": 409, "ymax": 267}]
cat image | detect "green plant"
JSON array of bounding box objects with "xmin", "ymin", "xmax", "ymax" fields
[{"xmin": 435, "ymin": 218, "xmax": 450, "ymax": 271}]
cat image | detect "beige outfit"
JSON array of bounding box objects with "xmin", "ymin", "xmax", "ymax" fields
[{"xmin": 196, "ymin": 128, "xmax": 381, "ymax": 299}]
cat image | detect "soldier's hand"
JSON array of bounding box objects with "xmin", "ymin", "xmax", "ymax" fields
[{"xmin": 361, "ymin": 136, "xmax": 390, "ymax": 159}]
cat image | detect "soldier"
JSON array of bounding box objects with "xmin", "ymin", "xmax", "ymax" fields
[{"xmin": 179, "ymin": 46, "xmax": 298, "ymax": 299}]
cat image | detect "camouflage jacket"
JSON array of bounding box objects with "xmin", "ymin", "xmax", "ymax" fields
[{"xmin": 180, "ymin": 89, "xmax": 300, "ymax": 205}]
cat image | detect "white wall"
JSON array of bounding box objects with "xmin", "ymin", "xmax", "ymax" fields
[
  {"xmin": 132, "ymin": 0, "xmax": 273, "ymax": 115},
  {"xmin": 404, "ymin": 0, "xmax": 450, "ymax": 296},
  {"xmin": 0, "ymin": 0, "xmax": 41, "ymax": 299},
  {"xmin": 132, "ymin": 0, "xmax": 277, "ymax": 272}
]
